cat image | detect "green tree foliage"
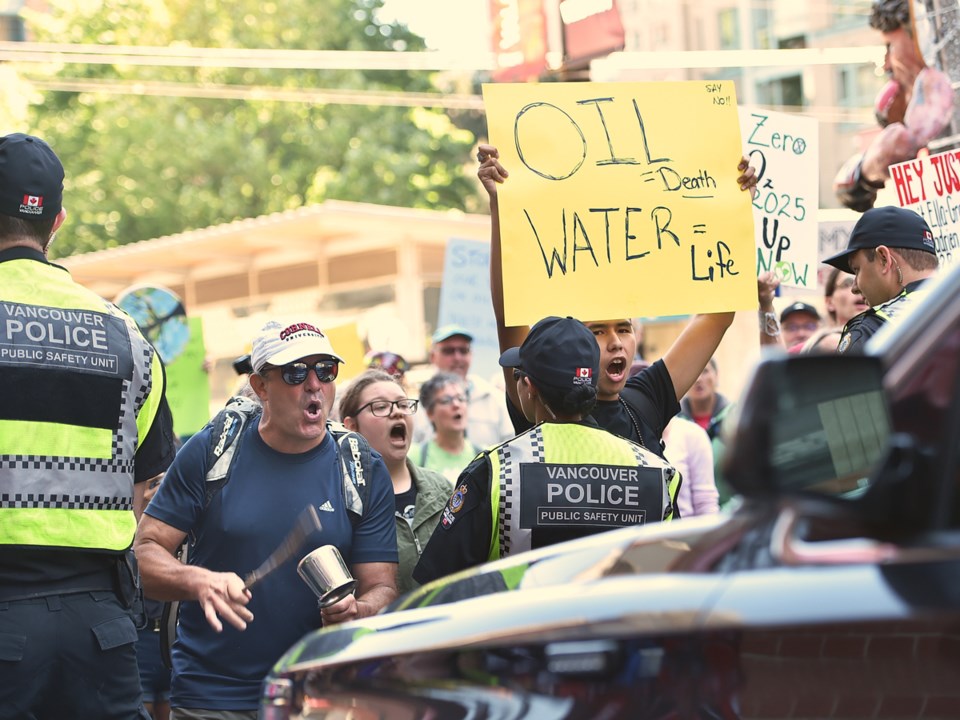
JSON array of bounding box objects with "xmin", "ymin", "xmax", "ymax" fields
[{"xmin": 20, "ymin": 0, "xmax": 478, "ymax": 257}]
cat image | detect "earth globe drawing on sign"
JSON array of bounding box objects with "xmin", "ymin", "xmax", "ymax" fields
[{"xmin": 115, "ymin": 285, "xmax": 190, "ymax": 365}]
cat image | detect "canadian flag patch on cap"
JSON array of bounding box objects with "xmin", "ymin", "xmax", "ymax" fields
[
  {"xmin": 573, "ymin": 367, "xmax": 593, "ymax": 385},
  {"xmin": 19, "ymin": 195, "xmax": 44, "ymax": 215}
]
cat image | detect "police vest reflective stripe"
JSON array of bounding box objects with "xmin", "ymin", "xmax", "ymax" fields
[
  {"xmin": 874, "ymin": 285, "xmax": 929, "ymax": 323},
  {"xmin": 0, "ymin": 257, "xmax": 164, "ymax": 552},
  {"xmin": 487, "ymin": 422, "xmax": 679, "ymax": 560}
]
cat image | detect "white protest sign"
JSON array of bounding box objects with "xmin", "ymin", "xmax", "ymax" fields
[
  {"xmin": 889, "ymin": 148, "xmax": 960, "ymax": 269},
  {"xmin": 740, "ymin": 107, "xmax": 819, "ymax": 288},
  {"xmin": 436, "ymin": 237, "xmax": 500, "ymax": 381}
]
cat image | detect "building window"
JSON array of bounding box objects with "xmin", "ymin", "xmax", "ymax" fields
[
  {"xmin": 756, "ymin": 74, "xmax": 804, "ymax": 109},
  {"xmin": 752, "ymin": 7, "xmax": 773, "ymax": 50},
  {"xmin": 837, "ymin": 64, "xmax": 877, "ymax": 107},
  {"xmin": 718, "ymin": 8, "xmax": 740, "ymax": 50},
  {"xmin": 778, "ymin": 34, "xmax": 806, "ymax": 50},
  {"xmin": 320, "ymin": 284, "xmax": 395, "ymax": 312},
  {"xmin": 831, "ymin": 0, "xmax": 862, "ymax": 22},
  {"xmin": 0, "ymin": 15, "xmax": 24, "ymax": 42}
]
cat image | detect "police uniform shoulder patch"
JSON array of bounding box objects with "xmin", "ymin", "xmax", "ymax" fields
[
  {"xmin": 440, "ymin": 483, "xmax": 469, "ymax": 529},
  {"xmin": 838, "ymin": 334, "xmax": 851, "ymax": 354}
]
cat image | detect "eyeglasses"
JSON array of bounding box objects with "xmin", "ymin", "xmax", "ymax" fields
[
  {"xmin": 264, "ymin": 359, "xmax": 339, "ymax": 385},
  {"xmin": 356, "ymin": 398, "xmax": 418, "ymax": 417},
  {"xmin": 783, "ymin": 322, "xmax": 819, "ymax": 333},
  {"xmin": 512, "ymin": 369, "xmax": 526, "ymax": 382},
  {"xmin": 439, "ymin": 345, "xmax": 471, "ymax": 356},
  {"xmin": 434, "ymin": 393, "xmax": 467, "ymax": 406},
  {"xmin": 836, "ymin": 278, "xmax": 856, "ymax": 290}
]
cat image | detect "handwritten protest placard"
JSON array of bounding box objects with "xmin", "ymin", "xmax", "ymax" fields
[
  {"xmin": 739, "ymin": 107, "xmax": 819, "ymax": 288},
  {"xmin": 890, "ymin": 148, "xmax": 960, "ymax": 269},
  {"xmin": 437, "ymin": 237, "xmax": 500, "ymax": 381},
  {"xmin": 483, "ymin": 81, "xmax": 756, "ymax": 327}
]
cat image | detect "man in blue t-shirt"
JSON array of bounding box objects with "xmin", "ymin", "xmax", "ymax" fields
[{"xmin": 135, "ymin": 320, "xmax": 399, "ymax": 718}]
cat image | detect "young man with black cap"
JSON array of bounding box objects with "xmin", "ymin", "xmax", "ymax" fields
[
  {"xmin": 823, "ymin": 205, "xmax": 938, "ymax": 354},
  {"xmin": 0, "ymin": 133, "xmax": 177, "ymax": 718},
  {"xmin": 412, "ymin": 316, "xmax": 679, "ymax": 585}
]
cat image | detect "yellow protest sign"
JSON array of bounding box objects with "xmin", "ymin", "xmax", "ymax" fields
[
  {"xmin": 324, "ymin": 322, "xmax": 366, "ymax": 381},
  {"xmin": 482, "ymin": 81, "xmax": 757, "ymax": 326}
]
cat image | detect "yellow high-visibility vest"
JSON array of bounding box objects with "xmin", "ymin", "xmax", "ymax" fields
[{"xmin": 0, "ymin": 252, "xmax": 164, "ymax": 552}]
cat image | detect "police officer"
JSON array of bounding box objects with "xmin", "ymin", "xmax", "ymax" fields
[
  {"xmin": 0, "ymin": 134, "xmax": 176, "ymax": 719},
  {"xmin": 823, "ymin": 205, "xmax": 939, "ymax": 354},
  {"xmin": 413, "ymin": 316, "xmax": 679, "ymax": 585}
]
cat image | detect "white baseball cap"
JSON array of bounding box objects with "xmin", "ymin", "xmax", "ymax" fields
[{"xmin": 250, "ymin": 320, "xmax": 344, "ymax": 373}]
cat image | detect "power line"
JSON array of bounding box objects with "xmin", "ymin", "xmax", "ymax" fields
[
  {"xmin": 27, "ymin": 77, "xmax": 486, "ymax": 110},
  {"xmin": 25, "ymin": 75, "xmax": 876, "ymax": 123},
  {"xmin": 0, "ymin": 41, "xmax": 496, "ymax": 71},
  {"xmin": 0, "ymin": 41, "xmax": 885, "ymax": 72}
]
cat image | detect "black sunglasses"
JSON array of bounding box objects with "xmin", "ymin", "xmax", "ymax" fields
[{"xmin": 265, "ymin": 359, "xmax": 339, "ymax": 385}]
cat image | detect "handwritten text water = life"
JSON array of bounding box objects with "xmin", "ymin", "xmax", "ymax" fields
[{"xmin": 512, "ymin": 90, "xmax": 741, "ymax": 284}]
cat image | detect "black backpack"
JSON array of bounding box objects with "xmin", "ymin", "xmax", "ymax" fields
[{"xmin": 159, "ymin": 395, "xmax": 374, "ymax": 668}]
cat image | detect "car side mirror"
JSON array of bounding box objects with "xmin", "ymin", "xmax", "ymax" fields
[{"xmin": 723, "ymin": 355, "xmax": 890, "ymax": 502}]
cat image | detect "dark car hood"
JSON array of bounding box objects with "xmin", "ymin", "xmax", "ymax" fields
[
  {"xmin": 275, "ymin": 559, "xmax": 919, "ymax": 678},
  {"xmin": 273, "ymin": 514, "xmax": 736, "ymax": 674}
]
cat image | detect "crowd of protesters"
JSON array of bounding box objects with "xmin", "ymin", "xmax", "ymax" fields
[{"xmin": 0, "ymin": 2, "xmax": 946, "ymax": 709}]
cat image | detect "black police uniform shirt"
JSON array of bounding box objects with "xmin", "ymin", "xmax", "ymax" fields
[
  {"xmin": 838, "ymin": 279, "xmax": 928, "ymax": 355},
  {"xmin": 506, "ymin": 358, "xmax": 679, "ymax": 458},
  {"xmin": 412, "ymin": 451, "xmax": 491, "ymax": 585}
]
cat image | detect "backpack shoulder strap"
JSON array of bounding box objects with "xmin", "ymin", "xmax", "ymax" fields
[
  {"xmin": 327, "ymin": 420, "xmax": 373, "ymax": 523},
  {"xmin": 160, "ymin": 395, "xmax": 262, "ymax": 668},
  {"xmin": 204, "ymin": 395, "xmax": 262, "ymax": 505},
  {"xmin": 160, "ymin": 395, "xmax": 261, "ymax": 670}
]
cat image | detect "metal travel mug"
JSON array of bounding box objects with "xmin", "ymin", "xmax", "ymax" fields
[{"xmin": 297, "ymin": 545, "xmax": 357, "ymax": 608}]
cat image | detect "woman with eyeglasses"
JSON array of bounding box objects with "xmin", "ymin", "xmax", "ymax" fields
[
  {"xmin": 340, "ymin": 370, "xmax": 451, "ymax": 594},
  {"xmin": 415, "ymin": 372, "xmax": 481, "ymax": 485}
]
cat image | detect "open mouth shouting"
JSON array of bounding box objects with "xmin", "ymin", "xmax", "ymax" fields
[
  {"xmin": 605, "ymin": 356, "xmax": 628, "ymax": 386},
  {"xmin": 304, "ymin": 398, "xmax": 324, "ymax": 422},
  {"xmin": 388, "ymin": 421, "xmax": 409, "ymax": 448}
]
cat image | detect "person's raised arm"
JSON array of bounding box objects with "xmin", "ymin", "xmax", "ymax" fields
[
  {"xmin": 757, "ymin": 270, "xmax": 783, "ymax": 348},
  {"xmin": 478, "ymin": 143, "xmax": 528, "ymax": 411},
  {"xmin": 662, "ymin": 312, "xmax": 735, "ymax": 403}
]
